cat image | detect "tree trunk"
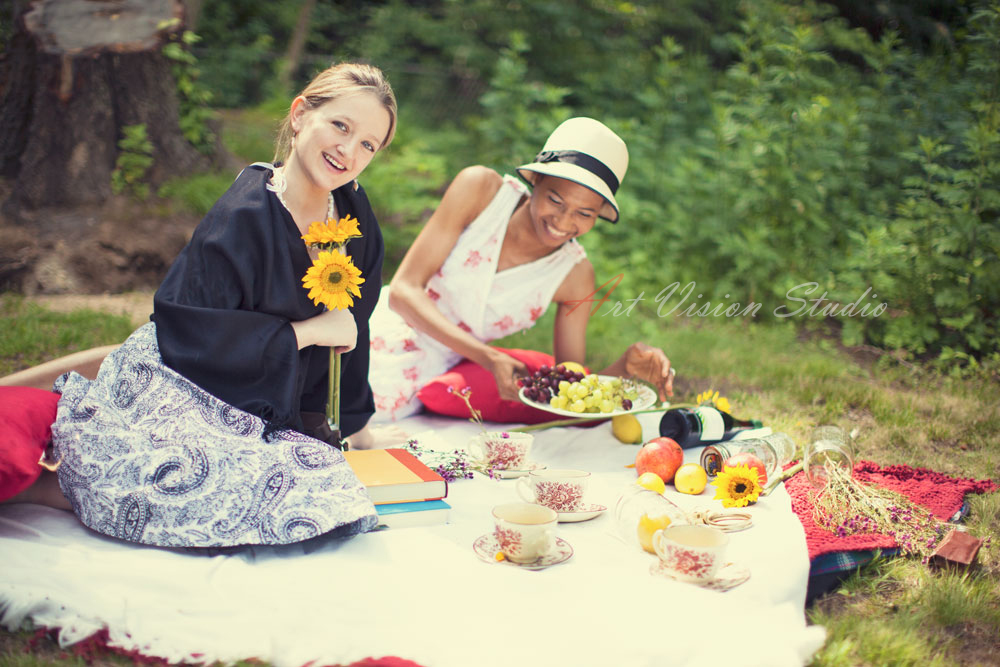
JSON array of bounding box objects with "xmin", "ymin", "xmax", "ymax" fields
[
  {"xmin": 182, "ymin": 0, "xmax": 204, "ymax": 31},
  {"xmin": 0, "ymin": 0, "xmax": 214, "ymax": 218},
  {"xmin": 277, "ymin": 0, "xmax": 317, "ymax": 95}
]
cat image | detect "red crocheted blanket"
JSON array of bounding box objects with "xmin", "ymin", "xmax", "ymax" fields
[{"xmin": 784, "ymin": 460, "xmax": 997, "ymax": 560}]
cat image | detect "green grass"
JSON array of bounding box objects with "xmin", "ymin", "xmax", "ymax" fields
[{"xmin": 0, "ymin": 296, "xmax": 136, "ymax": 377}]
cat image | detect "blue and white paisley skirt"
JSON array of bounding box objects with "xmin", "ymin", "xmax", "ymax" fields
[{"xmin": 50, "ymin": 323, "xmax": 378, "ymax": 548}]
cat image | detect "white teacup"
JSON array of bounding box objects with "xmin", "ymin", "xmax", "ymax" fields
[
  {"xmin": 516, "ymin": 468, "xmax": 591, "ymax": 512},
  {"xmin": 652, "ymin": 524, "xmax": 729, "ymax": 583},
  {"xmin": 468, "ymin": 431, "xmax": 533, "ymax": 470},
  {"xmin": 492, "ymin": 502, "xmax": 557, "ymax": 563}
]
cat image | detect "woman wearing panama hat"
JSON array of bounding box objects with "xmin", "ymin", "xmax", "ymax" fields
[{"xmin": 363, "ymin": 117, "xmax": 674, "ymax": 428}]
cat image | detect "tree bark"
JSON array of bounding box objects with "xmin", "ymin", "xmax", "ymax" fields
[
  {"xmin": 277, "ymin": 0, "xmax": 317, "ymax": 95},
  {"xmin": 182, "ymin": 0, "xmax": 204, "ymax": 31},
  {"xmin": 0, "ymin": 0, "xmax": 215, "ymax": 217}
]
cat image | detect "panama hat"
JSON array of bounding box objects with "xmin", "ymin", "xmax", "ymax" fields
[{"xmin": 516, "ymin": 117, "xmax": 628, "ymax": 222}]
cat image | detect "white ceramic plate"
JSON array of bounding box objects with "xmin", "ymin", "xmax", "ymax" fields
[
  {"xmin": 557, "ymin": 503, "xmax": 607, "ymax": 523},
  {"xmin": 473, "ymin": 534, "xmax": 574, "ymax": 570},
  {"xmin": 518, "ymin": 374, "xmax": 660, "ymax": 419},
  {"xmin": 648, "ymin": 560, "xmax": 751, "ymax": 592}
]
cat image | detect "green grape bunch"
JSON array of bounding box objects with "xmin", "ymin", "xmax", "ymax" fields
[{"xmin": 519, "ymin": 365, "xmax": 639, "ymax": 413}]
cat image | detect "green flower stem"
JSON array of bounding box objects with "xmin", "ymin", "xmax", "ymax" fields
[
  {"xmin": 508, "ymin": 403, "xmax": 698, "ymax": 433},
  {"xmin": 334, "ymin": 350, "xmax": 342, "ymax": 429},
  {"xmin": 327, "ymin": 348, "xmax": 341, "ymax": 430},
  {"xmin": 761, "ymin": 461, "xmax": 804, "ymax": 496}
]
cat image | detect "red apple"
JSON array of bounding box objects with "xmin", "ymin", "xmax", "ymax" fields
[
  {"xmin": 635, "ymin": 437, "xmax": 684, "ymax": 484},
  {"xmin": 724, "ymin": 452, "xmax": 768, "ymax": 486}
]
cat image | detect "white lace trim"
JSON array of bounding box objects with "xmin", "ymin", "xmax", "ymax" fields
[{"xmin": 250, "ymin": 161, "xmax": 335, "ymax": 221}]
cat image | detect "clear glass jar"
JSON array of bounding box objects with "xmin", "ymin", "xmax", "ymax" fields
[
  {"xmin": 699, "ymin": 432, "xmax": 796, "ymax": 482},
  {"xmin": 803, "ymin": 425, "xmax": 855, "ymax": 488},
  {"xmin": 613, "ymin": 484, "xmax": 689, "ymax": 552}
]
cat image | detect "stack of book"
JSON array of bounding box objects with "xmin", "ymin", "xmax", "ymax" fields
[{"xmin": 343, "ymin": 448, "xmax": 450, "ymax": 529}]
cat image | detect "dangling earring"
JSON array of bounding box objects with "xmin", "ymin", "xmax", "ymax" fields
[{"xmin": 353, "ymin": 179, "xmax": 359, "ymax": 191}]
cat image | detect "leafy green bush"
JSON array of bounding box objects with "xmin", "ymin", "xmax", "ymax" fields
[
  {"xmin": 839, "ymin": 5, "xmax": 1000, "ymax": 363},
  {"xmin": 111, "ymin": 124, "xmax": 154, "ymax": 199},
  {"xmin": 185, "ymin": 0, "xmax": 999, "ymax": 366},
  {"xmin": 572, "ymin": 1, "xmax": 999, "ymax": 366},
  {"xmin": 363, "ymin": 117, "xmax": 455, "ymax": 278},
  {"xmin": 162, "ymin": 29, "xmax": 217, "ymax": 154},
  {"xmin": 157, "ymin": 171, "xmax": 236, "ymax": 216}
]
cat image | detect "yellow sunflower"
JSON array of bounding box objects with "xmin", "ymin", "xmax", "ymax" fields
[
  {"xmin": 710, "ymin": 463, "xmax": 762, "ymax": 508},
  {"xmin": 302, "ymin": 250, "xmax": 365, "ymax": 310},
  {"xmin": 301, "ymin": 215, "xmax": 362, "ymax": 247},
  {"xmin": 696, "ymin": 389, "xmax": 731, "ymax": 414}
]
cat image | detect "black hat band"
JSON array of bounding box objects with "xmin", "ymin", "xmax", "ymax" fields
[{"xmin": 534, "ymin": 150, "xmax": 620, "ymax": 194}]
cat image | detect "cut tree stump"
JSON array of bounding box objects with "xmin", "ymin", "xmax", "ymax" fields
[{"xmin": 0, "ymin": 0, "xmax": 216, "ymax": 217}]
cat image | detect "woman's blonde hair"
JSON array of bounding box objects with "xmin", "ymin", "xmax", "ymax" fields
[{"xmin": 274, "ymin": 62, "xmax": 397, "ymax": 164}]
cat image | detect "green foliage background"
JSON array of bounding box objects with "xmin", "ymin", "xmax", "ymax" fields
[{"xmin": 184, "ymin": 0, "xmax": 1000, "ymax": 368}]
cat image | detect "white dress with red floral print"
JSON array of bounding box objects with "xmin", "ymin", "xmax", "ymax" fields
[{"xmin": 368, "ymin": 175, "xmax": 587, "ymax": 422}]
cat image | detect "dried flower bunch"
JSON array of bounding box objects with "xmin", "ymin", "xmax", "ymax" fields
[
  {"xmin": 447, "ymin": 385, "xmax": 484, "ymax": 429},
  {"xmin": 403, "ymin": 439, "xmax": 499, "ymax": 482},
  {"xmin": 811, "ymin": 461, "xmax": 951, "ymax": 561}
]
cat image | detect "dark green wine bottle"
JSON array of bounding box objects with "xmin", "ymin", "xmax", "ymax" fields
[{"xmin": 658, "ymin": 406, "xmax": 763, "ymax": 449}]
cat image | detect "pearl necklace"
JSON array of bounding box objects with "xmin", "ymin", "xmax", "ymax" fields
[{"xmin": 268, "ymin": 165, "xmax": 335, "ymax": 223}]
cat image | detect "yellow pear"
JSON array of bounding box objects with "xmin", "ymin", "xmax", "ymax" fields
[
  {"xmin": 612, "ymin": 413, "xmax": 643, "ymax": 444},
  {"xmin": 559, "ymin": 361, "xmax": 587, "ymax": 374}
]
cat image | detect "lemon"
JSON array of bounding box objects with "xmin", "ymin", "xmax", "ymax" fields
[
  {"xmin": 560, "ymin": 361, "xmax": 587, "ymax": 374},
  {"xmin": 611, "ymin": 413, "xmax": 643, "ymax": 444},
  {"xmin": 635, "ymin": 471, "xmax": 666, "ymax": 495},
  {"xmin": 674, "ymin": 462, "xmax": 708, "ymax": 495},
  {"xmin": 637, "ymin": 513, "xmax": 672, "ymax": 553}
]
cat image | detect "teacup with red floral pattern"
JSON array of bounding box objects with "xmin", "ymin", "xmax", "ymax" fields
[
  {"xmin": 468, "ymin": 431, "xmax": 533, "ymax": 470},
  {"xmin": 652, "ymin": 524, "xmax": 729, "ymax": 583},
  {"xmin": 492, "ymin": 502, "xmax": 557, "ymax": 563},
  {"xmin": 516, "ymin": 468, "xmax": 591, "ymax": 512}
]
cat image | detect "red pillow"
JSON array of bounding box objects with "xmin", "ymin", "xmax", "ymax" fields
[
  {"xmin": 0, "ymin": 386, "xmax": 61, "ymax": 501},
  {"xmin": 417, "ymin": 348, "xmax": 577, "ymax": 425}
]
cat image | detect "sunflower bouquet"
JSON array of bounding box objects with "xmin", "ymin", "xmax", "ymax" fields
[{"xmin": 301, "ymin": 214, "xmax": 365, "ymax": 449}]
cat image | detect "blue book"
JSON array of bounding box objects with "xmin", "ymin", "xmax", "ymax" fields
[{"xmin": 375, "ymin": 499, "xmax": 451, "ymax": 529}]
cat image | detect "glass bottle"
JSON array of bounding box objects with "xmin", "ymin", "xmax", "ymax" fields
[
  {"xmin": 658, "ymin": 406, "xmax": 764, "ymax": 449},
  {"xmin": 803, "ymin": 425, "xmax": 855, "ymax": 488},
  {"xmin": 613, "ymin": 484, "xmax": 690, "ymax": 552},
  {"xmin": 699, "ymin": 432, "xmax": 796, "ymax": 483}
]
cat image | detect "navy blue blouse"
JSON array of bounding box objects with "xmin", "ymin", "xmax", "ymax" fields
[{"xmin": 152, "ymin": 165, "xmax": 384, "ymax": 438}]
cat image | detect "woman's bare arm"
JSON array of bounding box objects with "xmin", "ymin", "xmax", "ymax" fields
[
  {"xmin": 387, "ymin": 166, "xmax": 530, "ymax": 398},
  {"xmin": 551, "ymin": 261, "xmax": 674, "ymax": 400}
]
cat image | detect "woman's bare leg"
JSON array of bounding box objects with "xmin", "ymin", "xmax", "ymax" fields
[
  {"xmin": 1, "ymin": 471, "xmax": 72, "ymax": 511},
  {"xmin": 346, "ymin": 424, "xmax": 411, "ymax": 450}
]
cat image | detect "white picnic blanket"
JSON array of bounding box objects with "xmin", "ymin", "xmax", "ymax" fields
[{"xmin": 0, "ymin": 411, "xmax": 826, "ymax": 666}]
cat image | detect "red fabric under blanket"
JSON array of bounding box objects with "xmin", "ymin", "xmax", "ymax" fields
[
  {"xmin": 35, "ymin": 626, "xmax": 429, "ymax": 666},
  {"xmin": 784, "ymin": 460, "xmax": 997, "ymax": 561}
]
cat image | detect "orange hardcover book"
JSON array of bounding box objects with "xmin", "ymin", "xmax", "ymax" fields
[{"xmin": 343, "ymin": 448, "xmax": 448, "ymax": 504}]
